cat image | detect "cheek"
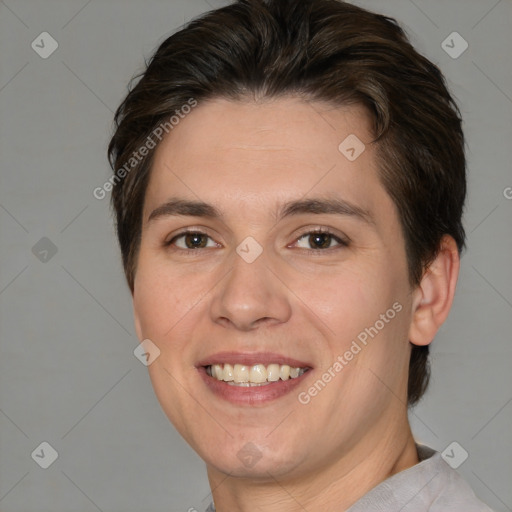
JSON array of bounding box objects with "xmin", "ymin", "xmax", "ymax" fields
[
  {"xmin": 133, "ymin": 256, "xmax": 183, "ymax": 340},
  {"xmin": 298, "ymin": 264, "xmax": 394, "ymax": 335},
  {"xmin": 310, "ymin": 263, "xmax": 411, "ymax": 377},
  {"xmin": 133, "ymin": 252, "xmax": 216, "ymax": 355}
]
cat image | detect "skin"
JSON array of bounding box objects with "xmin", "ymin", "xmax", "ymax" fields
[{"xmin": 132, "ymin": 97, "xmax": 460, "ymax": 512}]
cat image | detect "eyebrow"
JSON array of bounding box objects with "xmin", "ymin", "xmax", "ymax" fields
[{"xmin": 147, "ymin": 197, "xmax": 374, "ymax": 225}]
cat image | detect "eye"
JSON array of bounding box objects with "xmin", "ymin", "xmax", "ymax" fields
[
  {"xmin": 293, "ymin": 229, "xmax": 348, "ymax": 250},
  {"xmin": 164, "ymin": 228, "xmax": 349, "ymax": 253},
  {"xmin": 166, "ymin": 231, "xmax": 219, "ymax": 250}
]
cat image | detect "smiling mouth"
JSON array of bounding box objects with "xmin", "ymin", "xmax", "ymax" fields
[{"xmin": 205, "ymin": 363, "xmax": 310, "ymax": 386}]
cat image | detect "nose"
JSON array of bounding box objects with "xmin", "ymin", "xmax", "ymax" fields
[{"xmin": 209, "ymin": 249, "xmax": 292, "ymax": 331}]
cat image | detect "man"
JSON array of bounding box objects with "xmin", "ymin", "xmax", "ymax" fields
[{"xmin": 107, "ymin": 0, "xmax": 494, "ymax": 510}]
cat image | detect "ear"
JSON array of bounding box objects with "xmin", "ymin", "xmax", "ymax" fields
[{"xmin": 409, "ymin": 235, "xmax": 460, "ymax": 346}]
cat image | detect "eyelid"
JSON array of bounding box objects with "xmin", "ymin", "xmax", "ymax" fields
[{"xmin": 288, "ymin": 224, "xmax": 350, "ymax": 243}]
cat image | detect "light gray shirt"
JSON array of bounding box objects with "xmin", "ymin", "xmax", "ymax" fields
[{"xmin": 205, "ymin": 444, "xmax": 494, "ymax": 511}]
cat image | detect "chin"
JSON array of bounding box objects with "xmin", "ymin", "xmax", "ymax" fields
[{"xmin": 200, "ymin": 438, "xmax": 307, "ymax": 479}]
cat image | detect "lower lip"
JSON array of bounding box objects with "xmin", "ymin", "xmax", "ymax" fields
[{"xmin": 197, "ymin": 367, "xmax": 311, "ymax": 406}]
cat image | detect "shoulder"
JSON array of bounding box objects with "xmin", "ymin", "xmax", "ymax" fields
[
  {"xmin": 348, "ymin": 444, "xmax": 495, "ymax": 512},
  {"xmin": 426, "ymin": 453, "xmax": 494, "ymax": 512},
  {"xmin": 409, "ymin": 445, "xmax": 495, "ymax": 512}
]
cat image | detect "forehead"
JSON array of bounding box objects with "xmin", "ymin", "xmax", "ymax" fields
[{"xmin": 144, "ymin": 97, "xmax": 389, "ymax": 221}]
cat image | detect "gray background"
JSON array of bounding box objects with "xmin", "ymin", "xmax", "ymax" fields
[{"xmin": 0, "ymin": 0, "xmax": 511, "ymax": 511}]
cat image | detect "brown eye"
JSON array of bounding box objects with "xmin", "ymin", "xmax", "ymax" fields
[
  {"xmin": 183, "ymin": 233, "xmax": 208, "ymax": 249},
  {"xmin": 167, "ymin": 231, "xmax": 217, "ymax": 250},
  {"xmin": 295, "ymin": 230, "xmax": 348, "ymax": 250},
  {"xmin": 308, "ymin": 233, "xmax": 334, "ymax": 249}
]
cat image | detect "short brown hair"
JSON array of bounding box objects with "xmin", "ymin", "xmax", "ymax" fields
[{"xmin": 108, "ymin": 0, "xmax": 466, "ymax": 406}]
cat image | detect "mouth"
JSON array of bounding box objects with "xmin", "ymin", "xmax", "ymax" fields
[{"xmin": 197, "ymin": 353, "xmax": 312, "ymax": 405}]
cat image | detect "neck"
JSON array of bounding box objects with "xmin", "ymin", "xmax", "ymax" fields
[{"xmin": 206, "ymin": 417, "xmax": 418, "ymax": 512}]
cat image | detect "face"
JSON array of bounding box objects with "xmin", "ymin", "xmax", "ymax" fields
[{"xmin": 133, "ymin": 97, "xmax": 416, "ymax": 479}]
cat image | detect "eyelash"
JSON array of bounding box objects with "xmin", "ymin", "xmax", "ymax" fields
[{"xmin": 163, "ymin": 228, "xmax": 350, "ymax": 255}]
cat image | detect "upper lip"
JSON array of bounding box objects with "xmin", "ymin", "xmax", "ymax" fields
[{"xmin": 197, "ymin": 351, "xmax": 312, "ymax": 368}]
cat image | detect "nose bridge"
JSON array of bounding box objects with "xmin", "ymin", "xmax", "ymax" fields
[{"xmin": 210, "ymin": 244, "xmax": 291, "ymax": 330}]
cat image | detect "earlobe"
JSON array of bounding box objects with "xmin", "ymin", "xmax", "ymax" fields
[{"xmin": 409, "ymin": 235, "xmax": 460, "ymax": 347}]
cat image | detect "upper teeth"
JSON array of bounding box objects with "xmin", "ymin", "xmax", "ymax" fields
[{"xmin": 206, "ymin": 363, "xmax": 307, "ymax": 385}]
